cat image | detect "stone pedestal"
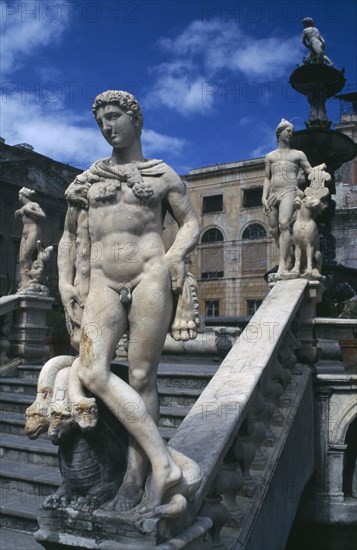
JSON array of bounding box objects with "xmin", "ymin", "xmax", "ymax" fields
[
  {"xmin": 9, "ymin": 295, "xmax": 54, "ymax": 363},
  {"xmin": 35, "ymin": 507, "xmax": 211, "ymax": 549}
]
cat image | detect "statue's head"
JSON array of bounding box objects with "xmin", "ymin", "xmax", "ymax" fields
[
  {"xmin": 275, "ymin": 119, "xmax": 294, "ymax": 142},
  {"xmin": 92, "ymin": 90, "xmax": 143, "ymax": 134},
  {"xmin": 19, "ymin": 187, "xmax": 36, "ymax": 199},
  {"xmin": 302, "ymin": 17, "xmax": 314, "ymax": 28}
]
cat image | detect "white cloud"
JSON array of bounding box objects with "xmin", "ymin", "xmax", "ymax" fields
[
  {"xmin": 145, "ymin": 61, "xmax": 212, "ymax": 115},
  {"xmin": 142, "ymin": 129, "xmax": 187, "ymax": 157},
  {"xmin": 147, "ymin": 19, "xmax": 301, "ymax": 115},
  {"xmin": 0, "ymin": 0, "xmax": 68, "ymax": 75},
  {"xmin": 1, "ymin": 93, "xmax": 188, "ymax": 168},
  {"xmin": 0, "ymin": 93, "xmax": 108, "ymax": 168},
  {"xmin": 0, "ymin": 0, "xmax": 188, "ymax": 167},
  {"xmin": 250, "ymin": 123, "xmax": 277, "ymax": 158}
]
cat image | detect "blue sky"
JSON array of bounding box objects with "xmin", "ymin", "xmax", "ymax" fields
[{"xmin": 1, "ymin": 0, "xmax": 356, "ymax": 174}]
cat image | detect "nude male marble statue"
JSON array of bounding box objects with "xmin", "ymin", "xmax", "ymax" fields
[
  {"xmin": 262, "ymin": 119, "xmax": 312, "ymax": 274},
  {"xmin": 301, "ymin": 17, "xmax": 333, "ymax": 66},
  {"xmin": 57, "ymin": 90, "xmax": 201, "ymax": 514}
]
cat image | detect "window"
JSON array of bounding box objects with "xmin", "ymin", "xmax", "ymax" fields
[
  {"xmin": 247, "ymin": 299, "xmax": 262, "ymax": 316},
  {"xmin": 201, "ymin": 228, "xmax": 224, "ymax": 243},
  {"xmin": 202, "ymin": 194, "xmax": 223, "ymax": 214},
  {"xmin": 243, "ymin": 188, "xmax": 263, "ymax": 208},
  {"xmin": 242, "ymin": 223, "xmax": 266, "ymax": 240},
  {"xmin": 201, "ymin": 271, "xmax": 224, "ymax": 279},
  {"xmin": 242, "ymin": 224, "xmax": 267, "ymax": 275},
  {"xmin": 205, "ymin": 300, "xmax": 220, "ymax": 317},
  {"xmin": 201, "ymin": 227, "xmax": 224, "ymax": 279}
]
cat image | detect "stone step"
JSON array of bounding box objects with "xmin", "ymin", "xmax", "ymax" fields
[
  {"xmin": 0, "ymin": 458, "xmax": 61, "ymax": 496},
  {"xmin": 0, "ymin": 490, "xmax": 40, "ymax": 534},
  {"xmin": 159, "ymin": 386, "xmax": 202, "ymax": 407},
  {"xmin": 17, "ymin": 364, "xmax": 42, "ymax": 380},
  {"xmin": 157, "ymin": 367, "xmax": 216, "ymax": 390},
  {"xmin": 0, "ymin": 378, "xmax": 37, "ymax": 396},
  {"xmin": 0, "ymin": 411, "xmax": 26, "ymax": 436},
  {"xmin": 0, "ymin": 527, "xmax": 43, "ymax": 549},
  {"xmin": 0, "ymin": 433, "xmax": 58, "ymax": 468},
  {"xmin": 0, "ymin": 392, "xmax": 32, "ymax": 415},
  {"xmin": 158, "ymin": 405, "xmax": 191, "ymax": 428}
]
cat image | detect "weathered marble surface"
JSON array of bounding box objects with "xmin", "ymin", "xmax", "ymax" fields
[
  {"xmin": 169, "ymin": 278, "xmax": 308, "ymax": 508},
  {"xmin": 30, "ymin": 90, "xmax": 203, "ymax": 547}
]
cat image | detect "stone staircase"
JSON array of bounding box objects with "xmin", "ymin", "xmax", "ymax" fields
[{"xmin": 0, "ymin": 357, "xmax": 219, "ymax": 547}]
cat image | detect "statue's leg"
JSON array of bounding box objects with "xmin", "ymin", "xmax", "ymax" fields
[
  {"xmin": 78, "ymin": 282, "xmax": 180, "ymax": 512},
  {"xmin": 110, "ymin": 267, "xmax": 174, "ymax": 511},
  {"xmin": 278, "ymin": 194, "xmax": 295, "ymax": 272},
  {"xmin": 267, "ymin": 206, "xmax": 279, "ymax": 248},
  {"xmin": 305, "ymin": 243, "xmax": 314, "ymax": 274},
  {"xmin": 292, "ymin": 245, "xmax": 301, "ymax": 274}
]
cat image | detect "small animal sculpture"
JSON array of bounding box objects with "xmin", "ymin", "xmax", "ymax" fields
[
  {"xmin": 292, "ymin": 164, "xmax": 330, "ymax": 278},
  {"xmin": 292, "ymin": 195, "xmax": 323, "ymax": 277},
  {"xmin": 25, "ymin": 355, "xmax": 75, "ymax": 439},
  {"xmin": 26, "ymin": 355, "xmax": 127, "ymax": 513}
]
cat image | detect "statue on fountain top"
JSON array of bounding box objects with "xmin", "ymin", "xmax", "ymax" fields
[{"xmin": 301, "ymin": 17, "xmax": 334, "ymax": 66}]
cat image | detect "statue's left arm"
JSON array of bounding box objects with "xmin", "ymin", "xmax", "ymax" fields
[
  {"xmin": 299, "ymin": 151, "xmax": 312, "ymax": 178},
  {"xmin": 27, "ymin": 202, "xmax": 46, "ymax": 219},
  {"xmin": 164, "ymin": 171, "xmax": 200, "ymax": 293}
]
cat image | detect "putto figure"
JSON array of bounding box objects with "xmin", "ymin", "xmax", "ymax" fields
[
  {"xmin": 262, "ymin": 119, "xmax": 312, "ymax": 274},
  {"xmin": 58, "ymin": 90, "xmax": 201, "ymax": 515},
  {"xmin": 301, "ymin": 17, "xmax": 333, "ymax": 66}
]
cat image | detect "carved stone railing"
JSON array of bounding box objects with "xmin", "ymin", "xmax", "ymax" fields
[
  {"xmin": 169, "ymin": 278, "xmax": 322, "ymax": 549},
  {"xmin": 0, "ymin": 294, "xmax": 53, "ymax": 369}
]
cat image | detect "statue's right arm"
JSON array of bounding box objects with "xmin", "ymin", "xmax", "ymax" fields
[
  {"xmin": 262, "ymin": 156, "xmax": 271, "ymax": 211},
  {"xmin": 58, "ymin": 206, "xmax": 84, "ymax": 326}
]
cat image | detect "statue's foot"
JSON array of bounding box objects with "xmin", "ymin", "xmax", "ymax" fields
[
  {"xmin": 43, "ymin": 488, "xmax": 70, "ymax": 510},
  {"xmin": 138, "ymin": 460, "xmax": 182, "ymax": 515},
  {"xmin": 73, "ymin": 397, "xmax": 98, "ymax": 431},
  {"xmin": 137, "ymin": 493, "xmax": 187, "ymax": 520},
  {"xmin": 101, "ymin": 482, "xmax": 144, "ymax": 512},
  {"xmin": 72, "ymin": 495, "xmax": 100, "ymax": 513}
]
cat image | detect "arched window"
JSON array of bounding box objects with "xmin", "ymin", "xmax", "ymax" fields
[
  {"xmin": 241, "ymin": 223, "xmax": 267, "ymax": 275},
  {"xmin": 201, "ymin": 227, "xmax": 224, "ymax": 279},
  {"xmin": 242, "ymin": 223, "xmax": 266, "ymax": 240},
  {"xmin": 201, "ymin": 228, "xmax": 224, "ymax": 243}
]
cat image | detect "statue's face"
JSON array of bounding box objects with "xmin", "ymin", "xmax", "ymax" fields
[
  {"xmin": 95, "ymin": 104, "xmax": 138, "ymax": 149},
  {"xmin": 279, "ymin": 126, "xmax": 293, "ymax": 145}
]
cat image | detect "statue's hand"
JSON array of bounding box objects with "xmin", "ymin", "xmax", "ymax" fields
[
  {"xmin": 59, "ymin": 283, "xmax": 84, "ymax": 327},
  {"xmin": 165, "ymin": 254, "xmax": 185, "ymax": 294},
  {"xmin": 262, "ymin": 198, "xmax": 269, "ymax": 212}
]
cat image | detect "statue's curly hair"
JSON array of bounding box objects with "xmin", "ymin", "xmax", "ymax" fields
[{"xmin": 92, "ymin": 90, "xmax": 143, "ymax": 132}]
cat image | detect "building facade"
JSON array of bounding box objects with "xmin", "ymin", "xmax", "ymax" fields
[
  {"xmin": 183, "ymin": 157, "xmax": 278, "ymax": 321},
  {"xmin": 182, "ymin": 114, "xmax": 357, "ymax": 323}
]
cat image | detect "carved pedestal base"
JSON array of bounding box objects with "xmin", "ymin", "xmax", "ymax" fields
[{"xmin": 35, "ymin": 506, "xmax": 211, "ymax": 549}]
